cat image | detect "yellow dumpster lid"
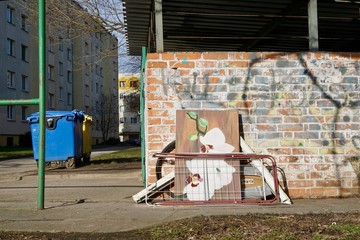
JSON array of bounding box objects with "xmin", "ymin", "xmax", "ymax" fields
[{"xmin": 84, "ymin": 114, "xmax": 92, "ymax": 122}]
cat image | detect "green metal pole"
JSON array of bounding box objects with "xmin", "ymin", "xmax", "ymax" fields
[
  {"xmin": 140, "ymin": 46, "xmax": 146, "ymax": 185},
  {"xmin": 37, "ymin": 0, "xmax": 46, "ymax": 210},
  {"xmin": 0, "ymin": 99, "xmax": 40, "ymax": 106}
]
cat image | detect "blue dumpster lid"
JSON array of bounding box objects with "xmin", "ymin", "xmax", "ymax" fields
[{"xmin": 26, "ymin": 110, "xmax": 85, "ymax": 123}]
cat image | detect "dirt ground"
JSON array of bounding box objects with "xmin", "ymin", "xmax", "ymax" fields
[{"xmin": 0, "ymin": 212, "xmax": 359, "ymax": 240}]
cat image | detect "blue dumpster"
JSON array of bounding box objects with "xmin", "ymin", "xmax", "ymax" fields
[{"xmin": 27, "ymin": 110, "xmax": 84, "ymax": 168}]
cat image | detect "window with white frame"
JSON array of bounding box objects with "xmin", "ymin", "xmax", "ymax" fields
[
  {"xmin": 21, "ymin": 75, "xmax": 28, "ymax": 91},
  {"xmin": 7, "ymin": 105, "xmax": 14, "ymax": 120},
  {"xmin": 131, "ymin": 117, "xmax": 137, "ymax": 124},
  {"xmin": 6, "ymin": 6, "xmax": 14, "ymax": 24},
  {"xmin": 120, "ymin": 117, "xmax": 126, "ymax": 123},
  {"xmin": 7, "ymin": 71, "xmax": 15, "ymax": 88},
  {"xmin": 119, "ymin": 81, "xmax": 126, "ymax": 88},
  {"xmin": 130, "ymin": 81, "xmax": 138, "ymax": 88},
  {"xmin": 6, "ymin": 38, "xmax": 15, "ymax": 56}
]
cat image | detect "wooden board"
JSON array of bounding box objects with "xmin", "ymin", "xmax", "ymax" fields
[{"xmin": 175, "ymin": 110, "xmax": 241, "ymax": 201}]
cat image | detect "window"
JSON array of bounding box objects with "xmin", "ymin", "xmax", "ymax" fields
[
  {"xmin": 131, "ymin": 118, "xmax": 137, "ymax": 124},
  {"xmin": 59, "ymin": 87, "xmax": 63, "ymax": 100},
  {"xmin": 67, "ymin": 48, "xmax": 72, "ymax": 61},
  {"xmin": 21, "ymin": 44, "xmax": 28, "ymax": 62},
  {"xmin": 85, "ymin": 63, "xmax": 89, "ymax": 75},
  {"xmin": 48, "ymin": 93, "xmax": 55, "ymax": 108},
  {"xmin": 130, "ymin": 81, "xmax": 138, "ymax": 88},
  {"xmin": 48, "ymin": 37, "xmax": 54, "ymax": 52},
  {"xmin": 95, "ymin": 83, "xmax": 99, "ymax": 93},
  {"xmin": 119, "ymin": 94, "xmax": 124, "ymax": 99},
  {"xmin": 120, "ymin": 117, "xmax": 126, "ymax": 123},
  {"xmin": 6, "ymin": 38, "xmax": 15, "ymax": 56},
  {"xmin": 6, "ymin": 6, "xmax": 14, "ymax": 24},
  {"xmin": 85, "ymin": 84, "xmax": 89, "ymax": 96},
  {"xmin": 120, "ymin": 106, "xmax": 124, "ymax": 112},
  {"xmin": 21, "ymin": 75, "xmax": 28, "ymax": 91},
  {"xmin": 95, "ymin": 120, "xmax": 100, "ymax": 130},
  {"xmin": 7, "ymin": 106, "xmax": 14, "ymax": 120},
  {"xmin": 58, "ymin": 62, "xmax": 63, "ymax": 76},
  {"xmin": 119, "ymin": 81, "xmax": 126, "ymax": 88},
  {"xmin": 48, "ymin": 65, "xmax": 54, "ymax": 80},
  {"xmin": 21, "ymin": 15, "xmax": 28, "ymax": 31},
  {"xmin": 95, "ymin": 65, "xmax": 99, "ymax": 75},
  {"xmin": 100, "ymin": 67, "xmax": 103, "ymax": 77},
  {"xmin": 67, "ymin": 93, "xmax": 72, "ymax": 106},
  {"xmin": 21, "ymin": 106, "xmax": 27, "ymax": 121},
  {"xmin": 7, "ymin": 71, "xmax": 15, "ymax": 88},
  {"xmin": 58, "ymin": 37, "xmax": 63, "ymax": 51},
  {"xmin": 85, "ymin": 42, "xmax": 89, "ymax": 54},
  {"xmin": 67, "ymin": 70, "xmax": 72, "ymax": 82}
]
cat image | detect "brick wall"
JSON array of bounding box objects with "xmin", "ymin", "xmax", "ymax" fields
[{"xmin": 144, "ymin": 52, "xmax": 360, "ymax": 199}]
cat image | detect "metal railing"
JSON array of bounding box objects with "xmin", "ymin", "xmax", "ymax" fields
[
  {"xmin": 145, "ymin": 152, "xmax": 281, "ymax": 205},
  {"xmin": 0, "ymin": 0, "xmax": 46, "ymax": 210}
]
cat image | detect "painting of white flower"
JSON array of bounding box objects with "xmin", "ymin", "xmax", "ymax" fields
[
  {"xmin": 199, "ymin": 128, "xmax": 235, "ymax": 153},
  {"xmin": 184, "ymin": 159, "xmax": 236, "ymax": 201},
  {"xmin": 184, "ymin": 127, "xmax": 236, "ymax": 201}
]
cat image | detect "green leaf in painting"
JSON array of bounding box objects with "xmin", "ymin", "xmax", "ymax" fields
[
  {"xmin": 199, "ymin": 118, "xmax": 208, "ymax": 127},
  {"xmin": 186, "ymin": 112, "xmax": 197, "ymax": 120},
  {"xmin": 189, "ymin": 134, "xmax": 198, "ymax": 141}
]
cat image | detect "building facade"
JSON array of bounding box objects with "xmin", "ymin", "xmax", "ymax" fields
[
  {"xmin": 0, "ymin": 0, "xmax": 118, "ymax": 146},
  {"xmin": 118, "ymin": 74, "xmax": 140, "ymax": 142}
]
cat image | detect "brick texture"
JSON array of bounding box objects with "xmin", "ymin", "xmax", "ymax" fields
[{"xmin": 144, "ymin": 52, "xmax": 360, "ymax": 199}]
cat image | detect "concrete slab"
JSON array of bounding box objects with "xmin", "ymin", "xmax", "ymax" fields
[{"xmin": 0, "ymin": 147, "xmax": 359, "ymax": 233}]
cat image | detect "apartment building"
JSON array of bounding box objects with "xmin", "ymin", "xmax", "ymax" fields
[
  {"xmin": 118, "ymin": 74, "xmax": 140, "ymax": 142},
  {"xmin": 0, "ymin": 0, "xmax": 118, "ymax": 146}
]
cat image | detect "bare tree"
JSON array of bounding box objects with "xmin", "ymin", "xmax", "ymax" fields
[
  {"xmin": 97, "ymin": 93, "xmax": 119, "ymax": 143},
  {"xmin": 124, "ymin": 91, "xmax": 140, "ymax": 113},
  {"xmin": 15, "ymin": 0, "xmax": 140, "ymax": 72}
]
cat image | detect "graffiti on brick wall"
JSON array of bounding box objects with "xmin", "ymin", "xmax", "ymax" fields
[
  {"xmin": 156, "ymin": 54, "xmax": 360, "ymax": 186},
  {"xmin": 159, "ymin": 56, "xmax": 359, "ymax": 142}
]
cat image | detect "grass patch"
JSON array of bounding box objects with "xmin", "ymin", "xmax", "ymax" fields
[
  {"xmin": 0, "ymin": 147, "xmax": 33, "ymax": 160},
  {"xmin": 91, "ymin": 147, "xmax": 141, "ymax": 164}
]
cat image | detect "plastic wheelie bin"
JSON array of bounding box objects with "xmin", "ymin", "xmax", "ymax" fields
[
  {"xmin": 27, "ymin": 110, "xmax": 84, "ymax": 169},
  {"xmin": 82, "ymin": 114, "xmax": 92, "ymax": 163}
]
